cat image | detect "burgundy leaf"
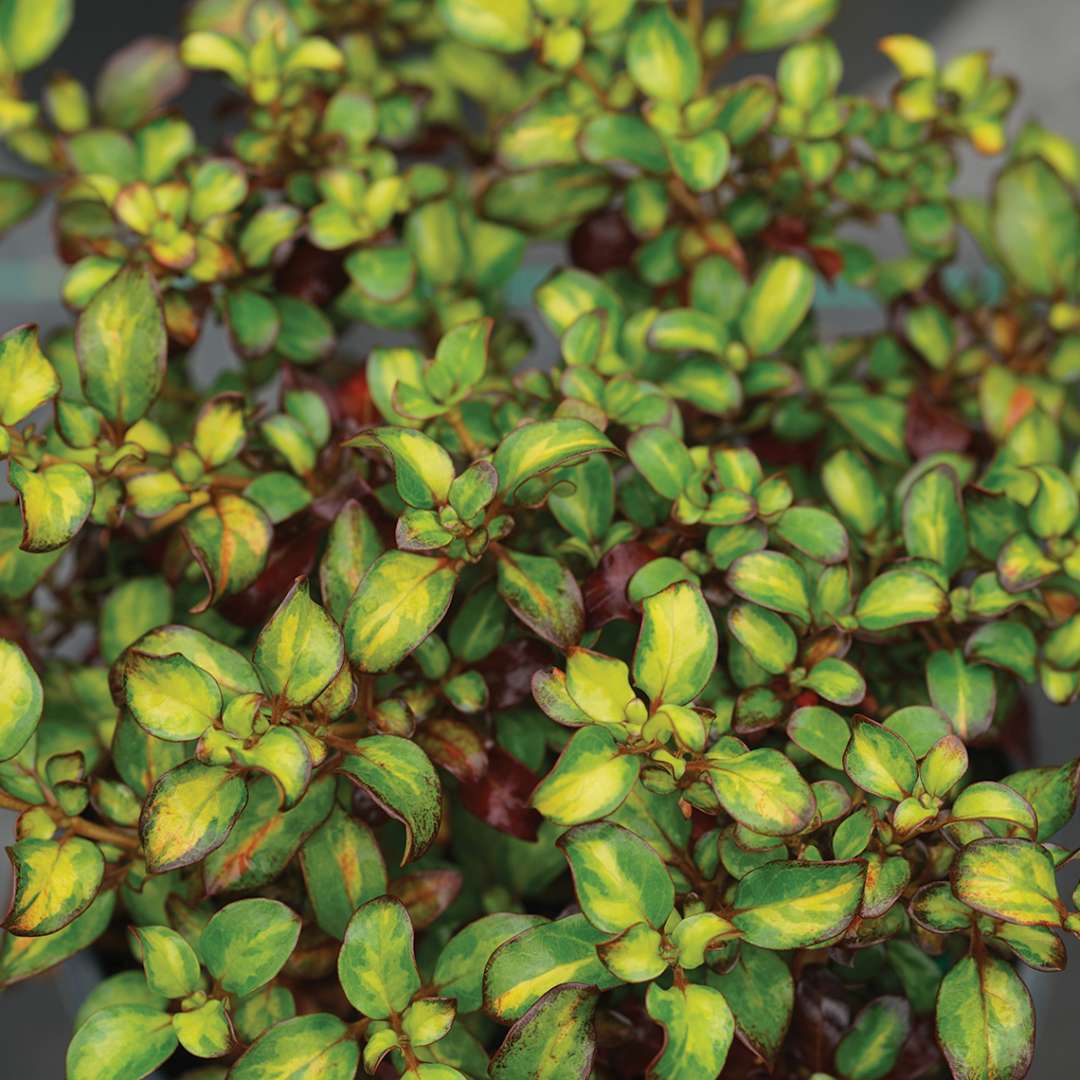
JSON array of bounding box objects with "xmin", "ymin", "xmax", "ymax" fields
[
  {"xmin": 458, "ymin": 746, "xmax": 542, "ymax": 842},
  {"xmin": 274, "ymin": 239, "xmax": 348, "ymax": 307},
  {"xmin": 388, "ymin": 868, "xmax": 463, "ymax": 929},
  {"xmin": 583, "ymin": 542, "xmax": 657, "ymax": 628},
  {"xmin": 570, "ymin": 210, "xmax": 638, "ymax": 275},
  {"xmin": 478, "ymin": 638, "xmax": 554, "ymax": 709},
  {"xmin": 218, "ymin": 527, "xmax": 323, "ymax": 628},
  {"xmin": 905, "ymin": 390, "xmax": 972, "ymax": 458}
]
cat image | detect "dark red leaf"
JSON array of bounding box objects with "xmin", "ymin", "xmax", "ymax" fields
[
  {"xmin": 583, "ymin": 542, "xmax": 657, "ymax": 628},
  {"xmin": 570, "ymin": 210, "xmax": 638, "ymax": 275},
  {"xmin": 274, "ymin": 239, "xmax": 348, "ymax": 307},
  {"xmin": 458, "ymin": 746, "xmax": 542, "ymax": 842},
  {"xmin": 792, "ymin": 969, "xmax": 852, "ymax": 1072},
  {"xmin": 905, "ymin": 390, "xmax": 972, "ymax": 458},
  {"xmin": 218, "ymin": 526, "xmax": 323, "ymax": 627},
  {"xmin": 594, "ymin": 1000, "xmax": 664, "ymax": 1078},
  {"xmin": 478, "ymin": 638, "xmax": 554, "ymax": 709},
  {"xmin": 337, "ymin": 368, "xmax": 379, "ymax": 427}
]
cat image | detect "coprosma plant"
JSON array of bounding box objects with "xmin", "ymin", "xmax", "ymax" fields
[{"xmin": 1, "ymin": 0, "xmax": 1080, "ymax": 1077}]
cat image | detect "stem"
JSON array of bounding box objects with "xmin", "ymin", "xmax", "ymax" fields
[
  {"xmin": 0, "ymin": 791, "xmax": 141, "ymax": 850},
  {"xmin": 446, "ymin": 407, "xmax": 481, "ymax": 458}
]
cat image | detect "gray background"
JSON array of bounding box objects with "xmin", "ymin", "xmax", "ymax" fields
[{"xmin": 2, "ymin": 0, "xmax": 1080, "ymax": 1076}]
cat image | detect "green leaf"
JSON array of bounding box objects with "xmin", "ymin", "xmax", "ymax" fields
[
  {"xmin": 626, "ymin": 7, "xmax": 700, "ymax": 106},
  {"xmin": 299, "ymin": 805, "xmax": 387, "ymax": 940},
  {"xmin": 182, "ymin": 494, "xmax": 272, "ymax": 612},
  {"xmin": 345, "ymin": 427, "xmax": 454, "ymax": 509},
  {"xmin": 992, "ymin": 158, "xmax": 1080, "ymax": 297},
  {"xmin": 484, "ymin": 913, "xmax": 619, "ymax": 1022},
  {"xmin": 0, "ymin": 503, "xmax": 62, "ymax": 598},
  {"xmin": 855, "ymin": 567, "xmax": 948, "ymax": 632},
  {"xmin": 339, "ymin": 735, "xmax": 441, "ymax": 863},
  {"xmin": 4, "ymin": 836, "xmax": 103, "ymax": 936},
  {"xmin": 200, "ymin": 898, "xmax": 301, "ymax": 996},
  {"xmin": 231, "ymin": 1013, "xmax": 359, "ymax": 1080},
  {"xmin": 951, "ymin": 781, "xmax": 1037, "ymax": 836},
  {"xmin": 633, "ymin": 581, "xmax": 718, "ymax": 705},
  {"xmin": 707, "ymin": 747, "xmax": 816, "ymax": 835},
  {"xmin": 140, "ymin": 760, "xmax": 248, "ymax": 873},
  {"xmin": 0, "ymin": 639, "xmax": 41, "ymax": 761},
  {"xmin": 926, "ymin": 649, "xmax": 995, "ymax": 740},
  {"xmin": 1004, "ymin": 758, "xmax": 1080, "ymax": 842},
  {"xmin": 732, "ymin": 860, "xmax": 866, "ymax": 948},
  {"xmin": 0, "ymin": 0, "xmax": 73, "ymax": 71},
  {"xmin": 787, "ymin": 705, "xmax": 849, "ymax": 770},
  {"xmin": 99, "ymin": 577, "xmax": 172, "ymax": 665},
  {"xmin": 727, "ymin": 603, "xmax": 796, "ymax": 674},
  {"xmin": 935, "ymin": 954, "xmax": 1034, "ymax": 1080},
  {"xmin": 338, "ymin": 896, "xmax": 420, "ymax": 1018},
  {"xmin": 559, "ymin": 821, "xmax": 674, "ymax": 934},
  {"xmin": 801, "ymin": 657, "xmax": 865, "ymax": 707},
  {"xmin": 66, "ymin": 1004, "xmax": 177, "ymax": 1080},
  {"xmin": 495, "ymin": 546, "xmax": 584, "ymax": 649},
  {"xmin": 427, "ymin": 318, "xmax": 490, "ymax": 404},
  {"xmin": 726, "ymin": 550, "xmax": 810, "ymax": 624},
  {"xmin": 96, "ymin": 38, "xmax": 186, "ymax": 129},
  {"xmin": 493, "ymin": 418, "xmax": 616, "ymax": 505},
  {"xmin": 319, "ymin": 498, "xmax": 382, "ymax": 624},
  {"xmin": 773, "ymin": 506, "xmax": 848, "ymax": 564},
  {"xmin": 9, "ymin": 461, "xmax": 93, "ymax": 553},
  {"xmin": 489, "ymin": 983, "xmax": 597, "ymax": 1080},
  {"xmin": 0, "ymin": 324, "xmax": 58, "ymax": 424},
  {"xmin": 130, "ymin": 925, "xmax": 201, "ymax": 999},
  {"xmin": 173, "ymin": 997, "xmax": 231, "ymax": 1058},
  {"xmin": 627, "ymin": 425, "xmax": 693, "ymax": 500},
  {"xmin": 645, "ymin": 982, "xmax": 734, "ymax": 1080},
  {"xmin": 844, "ymin": 718, "xmax": 918, "ymax": 802},
  {"xmin": 739, "ymin": 256, "xmax": 815, "ymax": 355},
  {"xmin": 123, "ymin": 651, "xmax": 221, "ymax": 741},
  {"xmin": 707, "ymin": 946, "xmax": 793, "ymax": 1066},
  {"xmin": 596, "ymin": 921, "xmax": 666, "ymax": 982},
  {"xmin": 903, "ymin": 466, "xmax": 967, "ymax": 576},
  {"xmin": 255, "ymin": 578, "xmax": 343, "ymax": 707},
  {"xmin": 531, "ymin": 725, "xmax": 639, "ymax": 825},
  {"xmin": 952, "ymin": 838, "xmax": 1062, "ymax": 927},
  {"xmin": 75, "ymin": 264, "xmax": 166, "ymax": 427},
  {"xmin": 344, "ymin": 552, "xmax": 456, "ymax": 672},
  {"xmin": 835, "ymin": 996, "xmax": 911, "ymax": 1080},
  {"xmin": 437, "ymin": 0, "xmax": 533, "ymax": 52}
]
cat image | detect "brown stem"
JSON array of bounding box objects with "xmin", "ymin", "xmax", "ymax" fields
[{"xmin": 0, "ymin": 791, "xmax": 141, "ymax": 850}]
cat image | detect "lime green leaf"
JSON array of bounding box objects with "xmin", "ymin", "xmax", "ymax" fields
[
  {"xmin": 489, "ymin": 983, "xmax": 597, "ymax": 1080},
  {"xmin": 173, "ymin": 997, "xmax": 231, "ymax": 1058},
  {"xmin": 344, "ymin": 552, "xmax": 456, "ymax": 672},
  {"xmin": 844, "ymin": 718, "xmax": 918, "ymax": 802},
  {"xmin": 559, "ymin": 820, "xmax": 674, "ymax": 933},
  {"xmin": 951, "ymin": 781, "xmax": 1037, "ymax": 836},
  {"xmin": 732, "ymin": 860, "xmax": 866, "ymax": 948},
  {"xmin": 200, "ymin": 898, "xmax": 301, "ymax": 996},
  {"xmin": 0, "ymin": 639, "xmax": 41, "ymax": 761},
  {"xmin": 1004, "ymin": 758, "xmax": 1080, "ymax": 842},
  {"xmin": 339, "ymin": 734, "xmax": 441, "ymax": 863},
  {"xmin": 130, "ymin": 925, "xmax": 201, "ymax": 999},
  {"xmin": 737, "ymin": 0, "xmax": 839, "ymax": 51},
  {"xmin": 726, "ymin": 550, "xmax": 810, "ymax": 624},
  {"xmin": 0, "ymin": 0, "xmax": 73, "ymax": 71},
  {"xmin": 597, "ymin": 921, "xmax": 666, "ymax": 982},
  {"xmin": 739, "ymin": 256, "xmax": 815, "ymax": 356},
  {"xmin": 920, "ymin": 734, "xmax": 968, "ymax": 798},
  {"xmin": 493, "ymin": 418, "xmax": 616, "ymax": 505},
  {"xmin": 708, "ymin": 747, "xmax": 816, "ymax": 835},
  {"xmin": 835, "ymin": 996, "xmax": 911, "ymax": 1080},
  {"xmin": 626, "ymin": 7, "xmax": 700, "ymax": 106},
  {"xmin": 787, "ymin": 705, "xmax": 849, "ymax": 770},
  {"xmin": 495, "ymin": 546, "xmax": 584, "ymax": 649},
  {"xmin": 231, "ymin": 1014, "xmax": 359, "ymax": 1080},
  {"xmin": 645, "ymin": 982, "xmax": 734, "ymax": 1080},
  {"xmin": 66, "ymin": 1004, "xmax": 177, "ymax": 1080},
  {"xmin": 299, "ymin": 806, "xmax": 387, "ymax": 940},
  {"xmin": 903, "ymin": 466, "xmax": 967, "ymax": 576},
  {"xmin": 182, "ymin": 494, "xmax": 272, "ymax": 612},
  {"xmin": 531, "ymin": 725, "xmax": 639, "ymax": 825},
  {"xmin": 319, "ymin": 498, "xmax": 382, "ymax": 623},
  {"xmin": 123, "ymin": 651, "xmax": 221, "ymax": 741},
  {"xmin": 140, "ymin": 760, "xmax": 248, "ymax": 873},
  {"xmin": 75, "ymin": 264, "xmax": 166, "ymax": 427},
  {"xmin": 633, "ymin": 581, "xmax": 718, "ymax": 705},
  {"xmin": 345, "ymin": 427, "xmax": 454, "ymax": 509},
  {"xmin": 0, "ymin": 324, "xmax": 58, "ymax": 424},
  {"xmin": 801, "ymin": 657, "xmax": 865, "ymax": 707},
  {"xmin": 255, "ymin": 578, "xmax": 343, "ymax": 706},
  {"xmin": 935, "ymin": 954, "xmax": 1034, "ymax": 1080},
  {"xmin": 99, "ymin": 577, "xmax": 172, "ymax": 665},
  {"xmin": 437, "ymin": 0, "xmax": 533, "ymax": 52},
  {"xmin": 855, "ymin": 567, "xmax": 948, "ymax": 632},
  {"xmin": 952, "ymin": 838, "xmax": 1063, "ymax": 927},
  {"xmin": 707, "ymin": 946, "xmax": 793, "ymax": 1066},
  {"xmin": 9, "ymin": 461, "xmax": 93, "ymax": 553},
  {"xmin": 727, "ymin": 603, "xmax": 796, "ymax": 674},
  {"xmin": 4, "ymin": 836, "xmax": 103, "ymax": 936},
  {"xmin": 338, "ymin": 896, "xmax": 420, "ymax": 1019}
]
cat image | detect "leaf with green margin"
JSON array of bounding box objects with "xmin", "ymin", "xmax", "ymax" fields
[
  {"xmin": 786, "ymin": 705, "xmax": 849, "ymax": 769},
  {"xmin": 434, "ymin": 912, "xmax": 546, "ymax": 1013},
  {"xmin": 801, "ymin": 657, "xmax": 865, "ymax": 707},
  {"xmin": 493, "ymin": 418, "xmax": 616, "ymax": 505},
  {"xmin": 199, "ymin": 898, "xmax": 301, "ymax": 996},
  {"xmin": 130, "ymin": 925, "xmax": 201, "ymax": 999},
  {"xmin": 318, "ymin": 498, "xmax": 383, "ymax": 624},
  {"xmin": 855, "ymin": 568, "xmax": 948, "ymax": 632},
  {"xmin": 65, "ymin": 1004, "xmax": 177, "ymax": 1080},
  {"xmin": 927, "ymin": 649, "xmax": 996, "ymax": 741},
  {"xmin": 558, "ymin": 821, "xmax": 674, "ymax": 934},
  {"xmin": 952, "ymin": 838, "xmax": 1063, "ymax": 927},
  {"xmin": 884, "ymin": 705, "xmax": 950, "ymax": 759},
  {"xmin": 1004, "ymin": 758, "xmax": 1080, "ymax": 841},
  {"xmin": 951, "ymin": 781, "xmax": 1037, "ymax": 836},
  {"xmin": 9, "ymin": 461, "xmax": 94, "ymax": 553},
  {"xmin": 0, "ymin": 0, "xmax": 74, "ymax": 71},
  {"xmin": 935, "ymin": 954, "xmax": 1034, "ymax": 1080},
  {"xmin": 626, "ymin": 425, "xmax": 693, "ymax": 501},
  {"xmin": 773, "ymin": 505, "xmax": 849, "ymax": 564},
  {"xmin": 73, "ymin": 970, "xmax": 168, "ymax": 1030},
  {"xmin": 633, "ymin": 581, "xmax": 717, "ymax": 706},
  {"xmin": 739, "ymin": 256, "xmax": 815, "ymax": 355},
  {"xmin": 495, "ymin": 546, "xmax": 584, "ymax": 649},
  {"xmin": 0, "ymin": 324, "xmax": 58, "ymax": 424},
  {"xmin": 140, "ymin": 760, "xmax": 248, "ymax": 873},
  {"xmin": 489, "ymin": 983, "xmax": 597, "ymax": 1080},
  {"xmin": 707, "ymin": 945, "xmax": 793, "ymax": 1066},
  {"xmin": 202, "ymin": 774, "xmax": 334, "ymax": 895},
  {"xmin": 646, "ymin": 982, "xmax": 734, "ymax": 1080},
  {"xmin": 99, "ymin": 577, "xmax": 172, "ymax": 665},
  {"xmin": 727, "ymin": 603, "xmax": 796, "ymax": 675},
  {"xmin": 731, "ymin": 859, "xmax": 866, "ymax": 948},
  {"xmin": 299, "ymin": 804, "xmax": 387, "ymax": 940},
  {"xmin": 626, "ymin": 7, "xmax": 700, "ymax": 106},
  {"xmin": 0, "ymin": 503, "xmax": 62, "ymax": 598},
  {"xmin": 531, "ymin": 725, "xmax": 639, "ymax": 825},
  {"xmin": 344, "ymin": 427, "xmax": 454, "ymax": 509},
  {"xmin": 173, "ymin": 997, "xmax": 231, "ymax": 1058},
  {"xmin": 255, "ymin": 577, "xmax": 343, "ymax": 706},
  {"xmin": 437, "ymin": 0, "xmax": 533, "ymax": 52},
  {"xmin": 726, "ymin": 551, "xmax": 810, "ymax": 624},
  {"xmin": 707, "ymin": 748, "xmax": 816, "ymax": 836},
  {"xmin": 737, "ymin": 0, "xmax": 838, "ymax": 51},
  {"xmin": 338, "ymin": 896, "xmax": 420, "ymax": 1019},
  {"xmin": 0, "ymin": 888, "xmax": 115, "ymax": 987},
  {"xmin": 0, "ymin": 640, "xmax": 41, "ymax": 761},
  {"xmin": 903, "ymin": 466, "xmax": 967, "ymax": 577},
  {"xmin": 426, "ymin": 317, "xmax": 490, "ymax": 404},
  {"xmin": 339, "ymin": 735, "xmax": 441, "ymax": 863},
  {"xmin": 123, "ymin": 651, "xmax": 221, "ymax": 741},
  {"xmin": 344, "ymin": 551, "xmax": 457, "ymax": 672},
  {"xmin": 835, "ymin": 996, "xmax": 911, "ymax": 1080},
  {"xmin": 75, "ymin": 264, "xmax": 166, "ymax": 426},
  {"xmin": 4, "ymin": 836, "xmax": 103, "ymax": 936},
  {"xmin": 182, "ymin": 494, "xmax": 272, "ymax": 612},
  {"xmin": 843, "ymin": 718, "xmax": 918, "ymax": 802},
  {"xmin": 596, "ymin": 922, "xmax": 666, "ymax": 983},
  {"xmin": 230, "ymin": 1013, "xmax": 359, "ymax": 1080},
  {"xmin": 483, "ymin": 914, "xmax": 620, "ymax": 1023}
]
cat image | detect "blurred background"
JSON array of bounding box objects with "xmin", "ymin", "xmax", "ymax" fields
[{"xmin": 2, "ymin": 0, "xmax": 1079, "ymax": 1076}]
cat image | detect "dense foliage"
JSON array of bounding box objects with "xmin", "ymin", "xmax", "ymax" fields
[{"xmin": 1, "ymin": 1, "xmax": 1080, "ymax": 1077}]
